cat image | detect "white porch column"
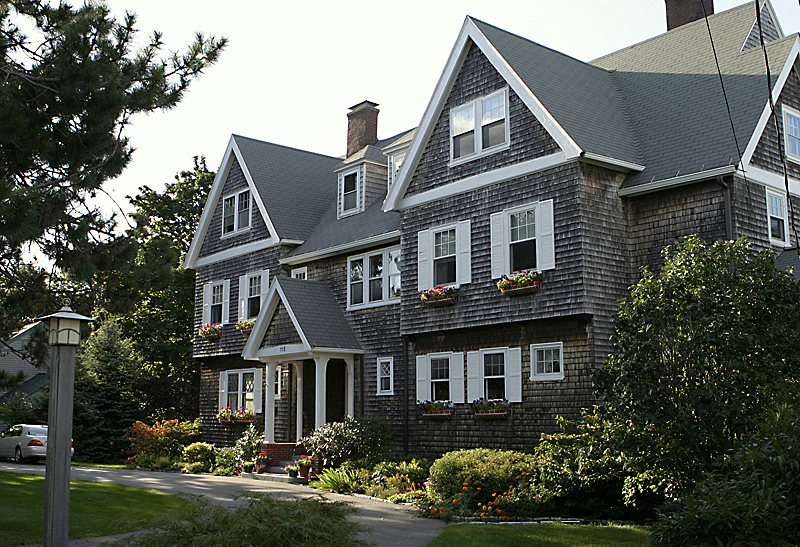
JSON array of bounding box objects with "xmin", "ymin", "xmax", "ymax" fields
[
  {"xmin": 294, "ymin": 361, "xmax": 303, "ymax": 441},
  {"xmin": 265, "ymin": 361, "xmax": 277, "ymax": 444},
  {"xmin": 344, "ymin": 356, "xmax": 355, "ymax": 417},
  {"xmin": 314, "ymin": 357, "xmax": 327, "ymax": 429}
]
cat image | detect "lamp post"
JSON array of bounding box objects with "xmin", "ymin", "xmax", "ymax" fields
[{"xmin": 37, "ymin": 304, "xmax": 94, "ymax": 547}]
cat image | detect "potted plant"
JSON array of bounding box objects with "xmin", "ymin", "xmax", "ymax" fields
[
  {"xmin": 295, "ymin": 454, "xmax": 313, "ymax": 478},
  {"xmin": 470, "ymin": 398, "xmax": 511, "ymax": 418},
  {"xmin": 419, "ymin": 285, "xmax": 460, "ymax": 306},
  {"xmin": 496, "ymin": 270, "xmax": 541, "ymax": 296},
  {"xmin": 284, "ymin": 462, "xmax": 299, "ymax": 478},
  {"xmin": 418, "ymin": 399, "xmax": 455, "ymax": 417},
  {"xmin": 216, "ymin": 406, "xmax": 235, "ymax": 423},
  {"xmin": 242, "ymin": 461, "xmax": 255, "ymax": 473},
  {"xmin": 232, "ymin": 408, "xmax": 256, "ymax": 422},
  {"xmin": 236, "ymin": 319, "xmax": 255, "ymax": 336},
  {"xmin": 254, "ymin": 452, "xmax": 272, "ymax": 473},
  {"xmin": 198, "ymin": 323, "xmax": 223, "ymax": 340}
]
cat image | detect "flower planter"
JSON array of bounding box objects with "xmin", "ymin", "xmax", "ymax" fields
[
  {"xmin": 233, "ymin": 418, "xmax": 256, "ymax": 423},
  {"xmin": 423, "ymin": 294, "xmax": 459, "ymax": 307},
  {"xmin": 201, "ymin": 333, "xmax": 221, "ymax": 341},
  {"xmin": 473, "ymin": 410, "xmax": 511, "ymax": 419},
  {"xmin": 500, "ymin": 282, "xmax": 540, "ymax": 296},
  {"xmin": 238, "ymin": 327, "xmax": 253, "ymax": 337},
  {"xmin": 422, "ymin": 410, "xmax": 455, "ymax": 418}
]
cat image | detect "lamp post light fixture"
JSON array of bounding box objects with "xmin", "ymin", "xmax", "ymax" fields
[{"xmin": 36, "ymin": 304, "xmax": 94, "ymax": 547}]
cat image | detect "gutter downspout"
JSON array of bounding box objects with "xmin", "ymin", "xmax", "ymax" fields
[
  {"xmin": 402, "ymin": 336, "xmax": 410, "ymax": 456},
  {"xmin": 718, "ymin": 175, "xmax": 733, "ymax": 241}
]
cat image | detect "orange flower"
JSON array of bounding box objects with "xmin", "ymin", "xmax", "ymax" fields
[
  {"xmin": 452, "ymin": 499, "xmax": 457, "ymax": 503},
  {"xmin": 462, "ymin": 486, "xmax": 468, "ymax": 490},
  {"xmin": 463, "ymin": 482, "xmax": 468, "ymax": 486},
  {"xmin": 476, "ymin": 487, "xmax": 481, "ymax": 491}
]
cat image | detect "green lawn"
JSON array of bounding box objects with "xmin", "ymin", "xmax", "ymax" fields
[
  {"xmin": 71, "ymin": 461, "xmax": 127, "ymax": 469},
  {"xmin": 0, "ymin": 472, "xmax": 189, "ymax": 546},
  {"xmin": 424, "ymin": 522, "xmax": 651, "ymax": 547}
]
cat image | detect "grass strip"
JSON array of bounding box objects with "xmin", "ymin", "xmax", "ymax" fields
[{"xmin": 424, "ymin": 521, "xmax": 650, "ymax": 547}]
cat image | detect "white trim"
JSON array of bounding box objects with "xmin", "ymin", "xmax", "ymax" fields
[
  {"xmin": 782, "ymin": 104, "xmax": 800, "ymax": 164},
  {"xmin": 448, "ymin": 88, "xmax": 511, "ymax": 167},
  {"xmin": 291, "ymin": 267, "xmax": 308, "ymax": 280},
  {"xmin": 490, "ymin": 200, "xmax": 555, "ymax": 277},
  {"xmin": 740, "ymin": 1, "xmax": 785, "ymax": 53},
  {"xmin": 279, "ymin": 231, "xmax": 401, "ymax": 265},
  {"xmin": 741, "ymin": 39, "xmax": 800, "ymax": 170},
  {"xmin": 220, "ymin": 188, "xmax": 252, "ymax": 238},
  {"xmin": 617, "ymin": 165, "xmax": 737, "ymax": 197},
  {"xmin": 766, "ymin": 188, "xmax": 790, "ymax": 247},
  {"xmin": 202, "ymin": 279, "xmax": 229, "ymax": 325},
  {"xmin": 377, "ymin": 357, "xmax": 394, "ymax": 396},
  {"xmin": 417, "ymin": 351, "xmax": 465, "ymax": 404},
  {"xmin": 383, "ymin": 16, "xmax": 581, "ymax": 213},
  {"xmin": 219, "ymin": 368, "xmax": 263, "ymax": 414},
  {"xmin": 418, "ymin": 221, "xmax": 471, "ymax": 290},
  {"xmin": 744, "ymin": 165, "xmax": 800, "ymax": 195},
  {"xmin": 580, "ymin": 152, "xmax": 645, "ymax": 172},
  {"xmin": 239, "ymin": 270, "xmax": 269, "ymax": 321},
  {"xmin": 346, "ymin": 246, "xmax": 401, "ymax": 310},
  {"xmin": 395, "ymin": 152, "xmax": 569, "ymax": 211},
  {"xmin": 530, "ymin": 342, "xmax": 564, "ymax": 382},
  {"xmin": 338, "ymin": 166, "xmax": 363, "ymax": 218},
  {"xmin": 192, "ymin": 238, "xmax": 279, "ymax": 268}
]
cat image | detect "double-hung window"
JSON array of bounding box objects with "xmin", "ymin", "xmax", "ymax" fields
[
  {"xmin": 767, "ymin": 190, "xmax": 788, "ymax": 245},
  {"xmin": 416, "ymin": 352, "xmax": 465, "ymax": 403},
  {"xmin": 347, "ymin": 247, "xmax": 401, "ymax": 309},
  {"xmin": 450, "ymin": 88, "xmax": 509, "ymax": 165},
  {"xmin": 338, "ymin": 168, "xmax": 362, "ymax": 218},
  {"xmin": 202, "ymin": 279, "xmax": 230, "ymax": 326},
  {"xmin": 222, "ymin": 189, "xmax": 251, "ymax": 236},
  {"xmin": 783, "ymin": 105, "xmax": 800, "ymax": 162},
  {"xmin": 291, "ymin": 267, "xmax": 307, "ymax": 280},
  {"xmin": 490, "ymin": 200, "xmax": 555, "ymax": 278},
  {"xmin": 238, "ymin": 271, "xmax": 268, "ymax": 321},
  {"xmin": 219, "ymin": 368, "xmax": 263, "ymax": 413},
  {"xmin": 466, "ymin": 347, "xmax": 522, "ymax": 402},
  {"xmin": 417, "ymin": 221, "xmax": 471, "ymax": 291},
  {"xmin": 377, "ymin": 357, "xmax": 394, "ymax": 395},
  {"xmin": 530, "ymin": 342, "xmax": 564, "ymax": 381}
]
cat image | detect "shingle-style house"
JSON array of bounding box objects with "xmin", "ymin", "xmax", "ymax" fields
[{"xmin": 184, "ymin": 0, "xmax": 800, "ymax": 458}]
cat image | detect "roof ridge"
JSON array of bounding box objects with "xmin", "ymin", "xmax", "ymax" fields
[{"xmin": 232, "ymin": 134, "xmax": 340, "ymax": 161}]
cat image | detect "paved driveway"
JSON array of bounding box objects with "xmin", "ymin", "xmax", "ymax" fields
[{"xmin": 0, "ymin": 462, "xmax": 444, "ymax": 547}]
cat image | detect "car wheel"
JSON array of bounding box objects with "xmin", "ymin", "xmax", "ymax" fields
[{"xmin": 14, "ymin": 446, "xmax": 25, "ymax": 464}]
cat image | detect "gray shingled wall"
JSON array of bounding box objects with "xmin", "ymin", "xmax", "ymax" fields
[
  {"xmin": 264, "ymin": 302, "xmax": 303, "ymax": 347},
  {"xmin": 751, "ymin": 69, "xmax": 800, "ymax": 182},
  {"xmin": 741, "ymin": 4, "xmax": 780, "ymax": 51},
  {"xmin": 363, "ymin": 162, "xmax": 388, "ymax": 210}
]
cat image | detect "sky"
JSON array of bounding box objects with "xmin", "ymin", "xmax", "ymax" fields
[{"xmin": 101, "ymin": 0, "xmax": 800, "ymax": 228}]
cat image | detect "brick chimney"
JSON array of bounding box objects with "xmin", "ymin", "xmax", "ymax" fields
[
  {"xmin": 665, "ymin": 0, "xmax": 713, "ymax": 30},
  {"xmin": 347, "ymin": 101, "xmax": 379, "ymax": 158}
]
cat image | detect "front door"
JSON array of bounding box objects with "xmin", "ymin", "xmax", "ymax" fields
[{"xmin": 326, "ymin": 360, "xmax": 346, "ymax": 423}]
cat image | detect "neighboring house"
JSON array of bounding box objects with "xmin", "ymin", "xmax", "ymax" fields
[
  {"xmin": 0, "ymin": 323, "xmax": 45, "ymax": 399},
  {"xmin": 185, "ymin": 0, "xmax": 800, "ymax": 457}
]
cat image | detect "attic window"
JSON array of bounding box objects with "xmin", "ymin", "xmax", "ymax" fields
[
  {"xmin": 222, "ymin": 189, "xmax": 251, "ymax": 236},
  {"xmin": 450, "ymin": 88, "xmax": 509, "ymax": 166},
  {"xmin": 338, "ymin": 168, "xmax": 362, "ymax": 218},
  {"xmin": 783, "ymin": 105, "xmax": 800, "ymax": 163}
]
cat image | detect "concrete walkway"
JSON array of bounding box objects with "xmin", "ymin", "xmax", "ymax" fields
[{"xmin": 1, "ymin": 462, "xmax": 444, "ymax": 547}]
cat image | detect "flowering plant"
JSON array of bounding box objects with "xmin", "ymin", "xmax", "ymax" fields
[
  {"xmin": 418, "ymin": 400, "xmax": 455, "ymax": 412},
  {"xmin": 236, "ymin": 319, "xmax": 255, "ymax": 332},
  {"xmin": 470, "ymin": 398, "xmax": 510, "ymax": 412},
  {"xmin": 198, "ymin": 323, "xmax": 222, "ymax": 337},
  {"xmin": 419, "ymin": 285, "xmax": 459, "ymax": 302},
  {"xmin": 255, "ymin": 452, "xmax": 274, "ymax": 465},
  {"xmin": 216, "ymin": 407, "xmax": 255, "ymax": 422},
  {"xmin": 496, "ymin": 270, "xmax": 541, "ymax": 291}
]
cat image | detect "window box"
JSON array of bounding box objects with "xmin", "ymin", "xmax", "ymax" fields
[
  {"xmin": 473, "ymin": 409, "xmax": 511, "ymax": 418},
  {"xmin": 199, "ymin": 323, "xmax": 222, "ymax": 340},
  {"xmin": 236, "ymin": 319, "xmax": 255, "ymax": 336},
  {"xmin": 497, "ymin": 270, "xmax": 541, "ymax": 296},
  {"xmin": 422, "ymin": 410, "xmax": 455, "ymax": 418},
  {"xmin": 420, "ymin": 285, "xmax": 459, "ymax": 307},
  {"xmin": 471, "ymin": 397, "xmax": 511, "ymax": 418},
  {"xmin": 216, "ymin": 407, "xmax": 256, "ymax": 423},
  {"xmin": 419, "ymin": 399, "xmax": 455, "ymax": 417}
]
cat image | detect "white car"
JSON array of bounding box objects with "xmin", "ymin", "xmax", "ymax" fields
[{"xmin": 0, "ymin": 424, "xmax": 73, "ymax": 463}]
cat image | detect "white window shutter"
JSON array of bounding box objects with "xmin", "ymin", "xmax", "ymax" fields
[
  {"xmin": 238, "ymin": 274, "xmax": 247, "ymax": 322},
  {"xmin": 218, "ymin": 371, "xmax": 227, "ymax": 411},
  {"xmin": 416, "ymin": 355, "xmax": 430, "ymax": 402},
  {"xmin": 466, "ymin": 351, "xmax": 482, "ymax": 402},
  {"xmin": 538, "ymin": 200, "xmax": 555, "ymax": 271},
  {"xmin": 507, "ymin": 348, "xmax": 523, "ymax": 403},
  {"xmin": 457, "ymin": 220, "xmax": 471, "ymax": 285},
  {"xmin": 202, "ymin": 283, "xmax": 212, "ymax": 325},
  {"xmin": 450, "ymin": 352, "xmax": 465, "ymax": 404},
  {"xmin": 221, "ymin": 279, "xmax": 231, "ymax": 324},
  {"xmin": 417, "ymin": 230, "xmax": 431, "ymax": 291},
  {"xmin": 275, "ymin": 365, "xmax": 282, "ymax": 400},
  {"xmin": 337, "ymin": 173, "xmax": 343, "ymax": 218},
  {"xmin": 254, "ymin": 367, "xmax": 263, "ymax": 413},
  {"xmin": 490, "ymin": 212, "xmax": 506, "ymax": 279},
  {"xmin": 260, "ymin": 270, "xmax": 269, "ymax": 307}
]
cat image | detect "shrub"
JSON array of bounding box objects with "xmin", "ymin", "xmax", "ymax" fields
[
  {"xmin": 371, "ymin": 458, "xmax": 430, "ymax": 488},
  {"xmin": 309, "ymin": 468, "xmax": 361, "ymax": 493},
  {"xmin": 651, "ymin": 400, "xmax": 800, "ymax": 546},
  {"xmin": 123, "ymin": 419, "xmax": 201, "ymax": 466},
  {"xmin": 301, "ymin": 415, "xmax": 392, "ymax": 467},
  {"xmin": 180, "ymin": 442, "xmax": 215, "ymax": 474},
  {"xmin": 211, "ymin": 424, "xmax": 264, "ymax": 474},
  {"xmin": 136, "ymin": 453, "xmax": 179, "ymax": 471}
]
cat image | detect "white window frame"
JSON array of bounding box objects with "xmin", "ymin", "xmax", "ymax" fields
[
  {"xmin": 238, "ymin": 270, "xmax": 268, "ymax": 321},
  {"xmin": 417, "ymin": 221, "xmax": 471, "ymax": 291},
  {"xmin": 466, "ymin": 347, "xmax": 522, "ymax": 403},
  {"xmin": 782, "ymin": 105, "xmax": 800, "ymax": 164},
  {"xmin": 274, "ymin": 365, "xmax": 283, "ymax": 400},
  {"xmin": 449, "ymin": 87, "xmax": 510, "ymax": 167},
  {"xmin": 338, "ymin": 167, "xmax": 362, "ymax": 218},
  {"xmin": 347, "ymin": 246, "xmax": 401, "ymax": 310},
  {"xmin": 530, "ymin": 342, "xmax": 564, "ymax": 382},
  {"xmin": 202, "ymin": 279, "xmax": 230, "ymax": 325},
  {"xmin": 221, "ymin": 189, "xmax": 251, "ymax": 237},
  {"xmin": 766, "ymin": 189, "xmax": 789, "ymax": 246},
  {"xmin": 291, "ymin": 267, "xmax": 308, "ymax": 280},
  {"xmin": 377, "ymin": 357, "xmax": 394, "ymax": 396},
  {"xmin": 490, "ymin": 200, "xmax": 555, "ymax": 278},
  {"xmin": 388, "ymin": 151, "xmax": 406, "ymax": 188},
  {"xmin": 415, "ymin": 352, "xmax": 465, "ymax": 403},
  {"xmin": 219, "ymin": 367, "xmax": 263, "ymax": 413}
]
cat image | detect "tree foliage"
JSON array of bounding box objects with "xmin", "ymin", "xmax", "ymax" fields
[
  {"xmin": 596, "ymin": 236, "xmax": 800, "ymax": 495},
  {"xmin": 0, "ymin": 0, "xmax": 225, "ymax": 336}
]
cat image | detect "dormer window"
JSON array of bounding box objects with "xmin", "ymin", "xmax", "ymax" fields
[
  {"xmin": 338, "ymin": 167, "xmax": 363, "ymax": 218},
  {"xmin": 222, "ymin": 189, "xmax": 251, "ymax": 236},
  {"xmin": 783, "ymin": 105, "xmax": 800, "ymax": 163},
  {"xmin": 388, "ymin": 151, "xmax": 406, "ymax": 188},
  {"xmin": 450, "ymin": 88, "xmax": 509, "ymax": 166}
]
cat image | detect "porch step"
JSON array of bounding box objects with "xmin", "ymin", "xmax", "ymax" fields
[{"xmin": 241, "ymin": 471, "xmax": 305, "ymax": 484}]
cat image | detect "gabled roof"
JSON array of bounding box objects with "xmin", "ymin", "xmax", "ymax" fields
[
  {"xmin": 593, "ymin": 1, "xmax": 796, "ymax": 193},
  {"xmin": 775, "ymin": 248, "xmax": 800, "ymax": 281},
  {"xmin": 184, "ymin": 135, "xmax": 341, "ymax": 268},
  {"xmin": 242, "ymin": 277, "xmax": 362, "ymax": 360}
]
